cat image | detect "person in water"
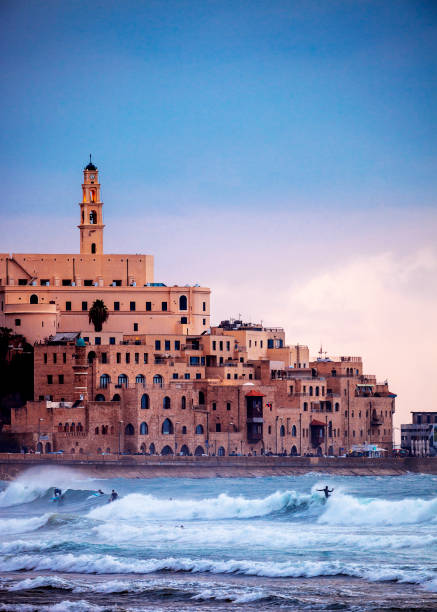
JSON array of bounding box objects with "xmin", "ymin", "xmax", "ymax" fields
[
  {"xmin": 97, "ymin": 489, "xmax": 104, "ymax": 495},
  {"xmin": 109, "ymin": 489, "xmax": 118, "ymax": 502},
  {"xmin": 317, "ymin": 486, "xmax": 334, "ymax": 498},
  {"xmin": 54, "ymin": 488, "xmax": 62, "ymax": 497}
]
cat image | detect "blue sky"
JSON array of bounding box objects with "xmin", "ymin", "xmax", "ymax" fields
[{"xmin": 1, "ymin": 1, "xmax": 436, "ymax": 424}]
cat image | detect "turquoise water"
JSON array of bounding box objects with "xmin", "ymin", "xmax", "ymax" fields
[{"xmin": 0, "ymin": 467, "xmax": 437, "ymax": 610}]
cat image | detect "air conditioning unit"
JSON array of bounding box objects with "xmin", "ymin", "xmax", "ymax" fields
[{"xmin": 71, "ymin": 282, "xmax": 76, "ymax": 286}]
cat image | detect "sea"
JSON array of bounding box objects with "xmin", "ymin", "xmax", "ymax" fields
[{"xmin": 0, "ymin": 467, "xmax": 436, "ymax": 611}]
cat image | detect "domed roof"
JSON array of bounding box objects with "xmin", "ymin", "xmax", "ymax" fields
[{"xmin": 84, "ymin": 154, "xmax": 97, "ymax": 171}]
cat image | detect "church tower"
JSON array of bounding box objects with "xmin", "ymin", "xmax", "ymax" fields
[{"xmin": 78, "ymin": 156, "xmax": 105, "ymax": 255}]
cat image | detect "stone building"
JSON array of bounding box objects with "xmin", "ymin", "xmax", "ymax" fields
[{"xmin": 3, "ymin": 160, "xmax": 396, "ymax": 456}]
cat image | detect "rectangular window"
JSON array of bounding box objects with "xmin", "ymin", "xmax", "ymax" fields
[
  {"xmin": 175, "ymin": 340, "xmax": 180, "ymax": 350},
  {"xmin": 155, "ymin": 340, "xmax": 161, "ymax": 350},
  {"xmin": 18, "ymin": 279, "xmax": 27, "ymax": 285},
  {"xmin": 44, "ymin": 353, "xmax": 47, "ymax": 364},
  {"xmin": 196, "ymin": 373, "xmax": 201, "ymax": 379},
  {"xmin": 82, "ymin": 301, "xmax": 88, "ymax": 311},
  {"xmin": 84, "ymin": 279, "xmax": 93, "ymax": 286},
  {"xmin": 162, "ymin": 301, "xmax": 168, "ymax": 311},
  {"xmin": 165, "ymin": 340, "xmax": 170, "ymax": 351},
  {"xmin": 212, "ymin": 402, "xmax": 216, "ymax": 411},
  {"xmin": 116, "ymin": 352, "xmax": 121, "ymax": 364},
  {"xmin": 112, "ymin": 280, "xmax": 122, "ymax": 286},
  {"xmin": 95, "ymin": 337, "xmax": 101, "ymax": 345},
  {"xmin": 143, "ymin": 353, "xmax": 148, "ymax": 364},
  {"xmin": 62, "ymin": 279, "xmax": 72, "ymax": 286},
  {"xmin": 40, "ymin": 279, "xmax": 49, "ymax": 286},
  {"xmin": 146, "ymin": 301, "xmax": 152, "ymax": 311},
  {"xmin": 133, "ymin": 323, "xmax": 138, "ymax": 331},
  {"xmin": 58, "ymin": 374, "xmax": 64, "ymax": 384},
  {"xmin": 101, "ymin": 352, "xmax": 107, "ymax": 364},
  {"xmin": 203, "ymin": 301, "xmax": 206, "ymax": 311},
  {"xmin": 212, "ymin": 340, "xmax": 216, "ymax": 350},
  {"xmin": 63, "ymin": 353, "xmax": 66, "ymax": 364},
  {"xmin": 215, "ymin": 423, "xmax": 221, "ymax": 432},
  {"xmin": 135, "ymin": 352, "xmax": 139, "ymax": 364},
  {"xmin": 53, "ymin": 353, "xmax": 57, "ymax": 364},
  {"xmin": 180, "ymin": 316, "xmax": 187, "ymax": 324},
  {"xmin": 268, "ymin": 425, "xmax": 272, "ymax": 434},
  {"xmin": 130, "ymin": 301, "xmax": 136, "ymax": 311},
  {"xmin": 114, "ymin": 301, "xmax": 120, "ymax": 311},
  {"xmin": 184, "ymin": 373, "xmax": 190, "ymax": 379},
  {"xmin": 190, "ymin": 356, "xmax": 200, "ymax": 365},
  {"xmin": 83, "ymin": 337, "xmax": 89, "ymax": 343},
  {"xmin": 249, "ymin": 373, "xmax": 253, "ymax": 379},
  {"xmin": 226, "ymin": 341, "xmax": 230, "ymax": 351},
  {"xmin": 109, "ymin": 337, "xmax": 115, "ymax": 345},
  {"xmin": 219, "ymin": 341, "xmax": 223, "ymax": 351},
  {"xmin": 173, "ymin": 373, "xmax": 178, "ymax": 379},
  {"xmin": 47, "ymin": 375, "xmax": 53, "ymax": 384},
  {"xmin": 260, "ymin": 340, "xmax": 263, "ymax": 348},
  {"xmin": 227, "ymin": 402, "xmax": 231, "ymax": 410},
  {"xmin": 125, "ymin": 352, "xmax": 130, "ymax": 363},
  {"xmin": 267, "ymin": 339, "xmax": 274, "ymax": 348},
  {"xmin": 65, "ymin": 302, "xmax": 71, "ymax": 311},
  {"xmin": 234, "ymin": 373, "xmax": 238, "ymax": 379},
  {"xmin": 203, "ymin": 318, "xmax": 206, "ymax": 325},
  {"xmin": 201, "ymin": 356, "xmax": 205, "ymax": 365},
  {"xmin": 249, "ymin": 340, "xmax": 252, "ymax": 348}
]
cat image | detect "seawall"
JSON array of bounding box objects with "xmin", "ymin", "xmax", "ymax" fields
[{"xmin": 0, "ymin": 453, "xmax": 436, "ymax": 480}]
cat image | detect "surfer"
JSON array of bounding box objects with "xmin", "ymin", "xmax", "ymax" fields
[
  {"xmin": 109, "ymin": 489, "xmax": 118, "ymax": 503},
  {"xmin": 317, "ymin": 486, "xmax": 334, "ymax": 498},
  {"xmin": 97, "ymin": 489, "xmax": 104, "ymax": 495},
  {"xmin": 54, "ymin": 487, "xmax": 62, "ymax": 497}
]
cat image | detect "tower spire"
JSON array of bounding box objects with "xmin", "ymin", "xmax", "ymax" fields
[{"xmin": 78, "ymin": 159, "xmax": 104, "ymax": 254}]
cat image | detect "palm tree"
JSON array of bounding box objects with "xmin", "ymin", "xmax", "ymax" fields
[{"xmin": 88, "ymin": 299, "xmax": 109, "ymax": 332}]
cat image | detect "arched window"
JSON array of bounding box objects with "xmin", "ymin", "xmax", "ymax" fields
[
  {"xmin": 140, "ymin": 422, "xmax": 148, "ymax": 435},
  {"xmin": 90, "ymin": 190, "xmax": 96, "ymax": 203},
  {"xmin": 195, "ymin": 424, "xmax": 204, "ymax": 435},
  {"xmin": 163, "ymin": 396, "xmax": 171, "ymax": 409},
  {"xmin": 153, "ymin": 374, "xmax": 163, "ymax": 386},
  {"xmin": 194, "ymin": 445, "xmax": 205, "ymax": 456},
  {"xmin": 91, "ymin": 243, "xmax": 96, "ymax": 254},
  {"xmin": 315, "ymin": 386, "xmax": 320, "ymax": 397},
  {"xmin": 45, "ymin": 442, "xmax": 51, "ymax": 453},
  {"xmin": 140, "ymin": 443, "xmax": 146, "ymax": 454},
  {"xmin": 309, "ymin": 386, "xmax": 313, "ymax": 396},
  {"xmin": 218, "ymin": 446, "xmax": 225, "ymax": 456},
  {"xmin": 97, "ymin": 447, "xmax": 102, "ymax": 454},
  {"xmin": 149, "ymin": 442, "xmax": 156, "ymax": 455},
  {"xmin": 118, "ymin": 374, "xmax": 128, "ymax": 386},
  {"xmin": 328, "ymin": 421, "xmax": 333, "ymax": 437},
  {"xmin": 94, "ymin": 426, "xmax": 99, "ymax": 435},
  {"xmin": 291, "ymin": 425, "xmax": 297, "ymax": 437},
  {"xmin": 70, "ymin": 423, "xmax": 75, "ymax": 432},
  {"xmin": 162, "ymin": 418, "xmax": 173, "ymax": 435},
  {"xmin": 30, "ymin": 294, "xmax": 38, "ymax": 304},
  {"xmin": 77, "ymin": 422, "xmax": 83, "ymax": 432},
  {"xmin": 36, "ymin": 442, "xmax": 43, "ymax": 453},
  {"xmin": 58, "ymin": 422, "xmax": 63, "ymax": 432},
  {"xmin": 280, "ymin": 425, "xmax": 285, "ymax": 437},
  {"xmin": 112, "ymin": 394, "xmax": 121, "ymax": 401},
  {"xmin": 179, "ymin": 295, "xmax": 188, "ymax": 310},
  {"xmin": 88, "ymin": 351, "xmax": 96, "ymax": 363},
  {"xmin": 101, "ymin": 425, "xmax": 107, "ymax": 435},
  {"xmin": 182, "ymin": 425, "xmax": 187, "ymax": 434},
  {"xmin": 100, "ymin": 374, "xmax": 111, "ymax": 388},
  {"xmin": 335, "ymin": 402, "xmax": 340, "ymax": 412},
  {"xmin": 125, "ymin": 423, "xmax": 134, "ymax": 436},
  {"xmin": 136, "ymin": 374, "xmax": 145, "ymax": 384},
  {"xmin": 89, "ymin": 210, "xmax": 97, "ymax": 224},
  {"xmin": 180, "ymin": 444, "xmax": 189, "ymax": 456},
  {"xmin": 291, "ymin": 445, "xmax": 298, "ymax": 456},
  {"xmin": 141, "ymin": 394, "xmax": 149, "ymax": 409},
  {"xmin": 181, "ymin": 396, "xmax": 186, "ymax": 409},
  {"xmin": 106, "ymin": 447, "xmax": 111, "ymax": 454},
  {"xmin": 95, "ymin": 394, "xmax": 105, "ymax": 401},
  {"xmin": 64, "ymin": 423, "xmax": 69, "ymax": 432},
  {"xmin": 161, "ymin": 445, "xmax": 173, "ymax": 455},
  {"xmin": 331, "ymin": 369, "xmax": 337, "ymax": 377},
  {"xmin": 199, "ymin": 391, "xmax": 205, "ymax": 405}
]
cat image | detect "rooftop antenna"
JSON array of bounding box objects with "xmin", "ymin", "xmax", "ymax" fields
[{"xmin": 89, "ymin": 153, "xmax": 92, "ymax": 164}]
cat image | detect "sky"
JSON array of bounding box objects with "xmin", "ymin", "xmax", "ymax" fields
[{"xmin": 0, "ymin": 0, "xmax": 436, "ymax": 429}]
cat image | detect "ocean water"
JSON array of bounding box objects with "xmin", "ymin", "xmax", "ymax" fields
[{"xmin": 0, "ymin": 468, "xmax": 436, "ymax": 611}]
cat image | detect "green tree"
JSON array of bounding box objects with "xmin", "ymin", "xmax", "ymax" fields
[
  {"xmin": 88, "ymin": 300, "xmax": 109, "ymax": 331},
  {"xmin": 88, "ymin": 299, "xmax": 109, "ymax": 332}
]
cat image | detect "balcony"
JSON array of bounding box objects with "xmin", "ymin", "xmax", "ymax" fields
[{"xmin": 246, "ymin": 417, "xmax": 264, "ymax": 424}]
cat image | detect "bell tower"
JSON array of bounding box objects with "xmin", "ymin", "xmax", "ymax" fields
[{"xmin": 78, "ymin": 155, "xmax": 105, "ymax": 255}]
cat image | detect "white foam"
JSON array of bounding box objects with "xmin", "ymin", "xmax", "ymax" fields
[
  {"xmin": 87, "ymin": 489, "xmax": 318, "ymax": 522},
  {"xmin": 0, "ymin": 552, "xmax": 434, "ymax": 585},
  {"xmin": 0, "ymin": 514, "xmax": 50, "ymax": 535},
  {"xmin": 318, "ymin": 493, "xmax": 437, "ymax": 526}
]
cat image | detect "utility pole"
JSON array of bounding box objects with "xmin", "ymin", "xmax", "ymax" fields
[{"xmin": 118, "ymin": 420, "xmax": 123, "ymax": 455}]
